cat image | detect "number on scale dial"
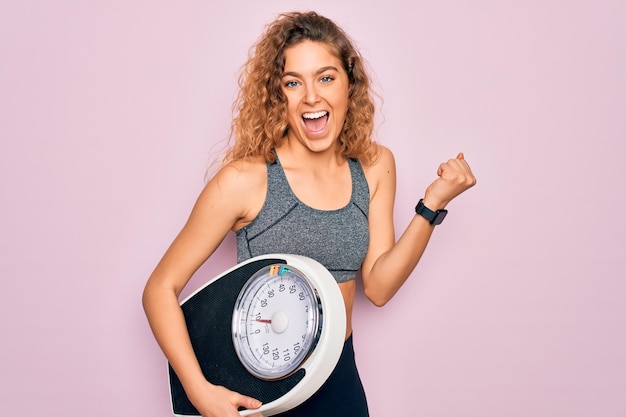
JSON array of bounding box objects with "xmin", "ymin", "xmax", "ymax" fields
[{"xmin": 232, "ymin": 264, "xmax": 322, "ymax": 380}]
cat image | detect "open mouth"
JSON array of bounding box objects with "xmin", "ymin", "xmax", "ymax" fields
[{"xmin": 302, "ymin": 111, "xmax": 329, "ymax": 133}]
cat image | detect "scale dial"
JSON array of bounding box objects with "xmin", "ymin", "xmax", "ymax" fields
[{"xmin": 232, "ymin": 264, "xmax": 322, "ymax": 380}]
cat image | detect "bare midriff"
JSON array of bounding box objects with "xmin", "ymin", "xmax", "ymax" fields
[{"xmin": 338, "ymin": 279, "xmax": 357, "ymax": 340}]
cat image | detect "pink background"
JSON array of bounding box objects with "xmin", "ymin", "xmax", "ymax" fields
[{"xmin": 1, "ymin": 1, "xmax": 625, "ymax": 416}]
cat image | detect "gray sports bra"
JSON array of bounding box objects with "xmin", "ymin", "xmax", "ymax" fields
[{"xmin": 236, "ymin": 155, "xmax": 370, "ymax": 283}]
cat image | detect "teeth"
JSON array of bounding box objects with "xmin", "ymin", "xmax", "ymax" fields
[{"xmin": 302, "ymin": 111, "xmax": 328, "ymax": 119}]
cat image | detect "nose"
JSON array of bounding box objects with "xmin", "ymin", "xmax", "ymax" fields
[{"xmin": 303, "ymin": 83, "xmax": 320, "ymax": 105}]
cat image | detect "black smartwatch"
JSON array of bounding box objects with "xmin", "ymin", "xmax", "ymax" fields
[{"xmin": 415, "ymin": 199, "xmax": 448, "ymax": 225}]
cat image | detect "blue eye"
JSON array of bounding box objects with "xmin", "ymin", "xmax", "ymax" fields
[
  {"xmin": 320, "ymin": 76, "xmax": 334, "ymax": 83},
  {"xmin": 284, "ymin": 80, "xmax": 299, "ymax": 88}
]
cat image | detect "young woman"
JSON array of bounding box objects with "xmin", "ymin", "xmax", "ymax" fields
[{"xmin": 143, "ymin": 11, "xmax": 476, "ymax": 417}]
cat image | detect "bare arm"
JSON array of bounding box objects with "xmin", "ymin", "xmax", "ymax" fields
[
  {"xmin": 142, "ymin": 161, "xmax": 265, "ymax": 416},
  {"xmin": 361, "ymin": 147, "xmax": 476, "ymax": 306}
]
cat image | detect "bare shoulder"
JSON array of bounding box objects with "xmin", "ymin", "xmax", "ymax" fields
[
  {"xmin": 212, "ymin": 156, "xmax": 267, "ymax": 192},
  {"xmin": 204, "ymin": 156, "xmax": 268, "ymax": 230},
  {"xmin": 361, "ymin": 145, "xmax": 396, "ymax": 197}
]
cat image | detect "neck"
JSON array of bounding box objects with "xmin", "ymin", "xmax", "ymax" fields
[{"xmin": 276, "ymin": 139, "xmax": 344, "ymax": 171}]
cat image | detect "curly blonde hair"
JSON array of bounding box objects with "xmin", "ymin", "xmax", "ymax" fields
[{"xmin": 222, "ymin": 11, "xmax": 379, "ymax": 166}]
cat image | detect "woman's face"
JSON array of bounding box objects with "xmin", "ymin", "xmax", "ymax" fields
[{"xmin": 281, "ymin": 40, "xmax": 350, "ymax": 154}]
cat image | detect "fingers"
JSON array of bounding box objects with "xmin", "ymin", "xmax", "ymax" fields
[
  {"xmin": 444, "ymin": 153, "xmax": 474, "ymax": 177},
  {"xmin": 425, "ymin": 152, "xmax": 477, "ymax": 207},
  {"xmin": 436, "ymin": 153, "xmax": 477, "ymax": 187},
  {"xmin": 233, "ymin": 393, "xmax": 262, "ymax": 411},
  {"xmin": 437, "ymin": 154, "xmax": 465, "ymax": 177},
  {"xmin": 194, "ymin": 384, "xmax": 262, "ymax": 417},
  {"xmin": 438, "ymin": 158, "xmax": 464, "ymax": 178}
]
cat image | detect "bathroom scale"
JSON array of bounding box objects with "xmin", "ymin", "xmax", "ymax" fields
[{"xmin": 168, "ymin": 254, "xmax": 347, "ymax": 416}]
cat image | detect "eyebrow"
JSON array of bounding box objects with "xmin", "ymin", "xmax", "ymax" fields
[{"xmin": 282, "ymin": 66, "xmax": 340, "ymax": 78}]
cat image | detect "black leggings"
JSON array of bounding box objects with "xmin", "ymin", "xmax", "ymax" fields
[{"xmin": 275, "ymin": 334, "xmax": 369, "ymax": 417}]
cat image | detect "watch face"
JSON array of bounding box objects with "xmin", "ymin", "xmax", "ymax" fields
[
  {"xmin": 433, "ymin": 210, "xmax": 448, "ymax": 225},
  {"xmin": 232, "ymin": 264, "xmax": 322, "ymax": 380}
]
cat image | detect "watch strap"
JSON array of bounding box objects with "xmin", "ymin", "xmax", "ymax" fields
[{"xmin": 415, "ymin": 199, "xmax": 448, "ymax": 225}]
